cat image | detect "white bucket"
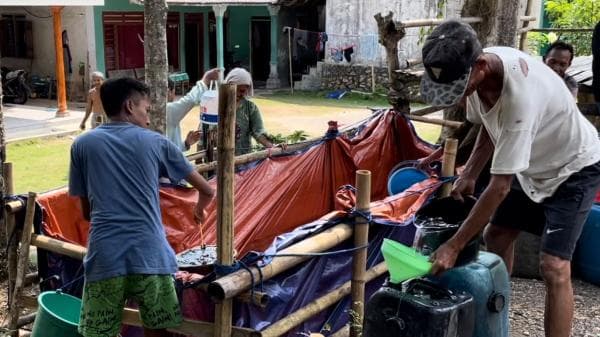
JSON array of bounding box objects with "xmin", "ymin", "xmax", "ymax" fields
[{"xmin": 200, "ymin": 81, "xmax": 219, "ymax": 125}]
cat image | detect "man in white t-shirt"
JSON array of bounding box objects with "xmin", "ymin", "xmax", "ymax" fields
[{"xmin": 420, "ymin": 20, "xmax": 600, "ymax": 337}]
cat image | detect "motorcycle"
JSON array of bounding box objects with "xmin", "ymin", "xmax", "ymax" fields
[{"xmin": 1, "ymin": 66, "xmax": 31, "ymax": 104}]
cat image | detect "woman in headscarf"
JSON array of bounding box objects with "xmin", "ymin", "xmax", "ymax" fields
[{"xmin": 225, "ymin": 67, "xmax": 274, "ymax": 155}]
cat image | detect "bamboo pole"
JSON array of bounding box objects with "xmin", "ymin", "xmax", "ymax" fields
[
  {"xmin": 236, "ymin": 290, "xmax": 271, "ymax": 308},
  {"xmin": 195, "ymin": 138, "xmax": 319, "ymax": 174},
  {"xmin": 529, "ymin": 27, "xmax": 594, "ymax": 32},
  {"xmin": 350, "ymin": 170, "xmax": 370, "ymax": 337},
  {"xmin": 330, "ymin": 326, "xmax": 349, "ymax": 337},
  {"xmin": 5, "ymin": 199, "xmax": 24, "ymax": 213},
  {"xmin": 186, "ymin": 150, "xmax": 207, "ymax": 162},
  {"xmin": 287, "ymin": 27, "xmax": 293, "ymax": 94},
  {"xmin": 409, "ymin": 105, "xmax": 443, "ymax": 117},
  {"xmin": 260, "ymin": 262, "xmax": 388, "ymax": 337},
  {"xmin": 396, "ymin": 16, "xmax": 483, "ymax": 28},
  {"xmin": 396, "ymin": 15, "xmax": 534, "ymax": 29},
  {"xmin": 121, "ymin": 308, "xmax": 261, "ymax": 337},
  {"xmin": 4, "ymin": 162, "xmax": 17, "ymax": 307},
  {"xmin": 405, "ymin": 114, "xmax": 462, "ymax": 128},
  {"xmin": 31, "ymin": 234, "xmax": 87, "ymax": 260},
  {"xmin": 8, "ymin": 192, "xmax": 37, "ymax": 337},
  {"xmin": 215, "ymin": 83, "xmax": 237, "ymax": 337},
  {"xmin": 16, "ymin": 313, "xmax": 36, "ymax": 328},
  {"xmin": 440, "ymin": 139, "xmax": 458, "ymax": 197},
  {"xmin": 208, "ymin": 223, "xmax": 354, "ymax": 300},
  {"xmin": 519, "ymin": 0, "xmax": 534, "ymax": 50}
]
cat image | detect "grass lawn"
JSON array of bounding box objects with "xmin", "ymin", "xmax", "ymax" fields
[
  {"xmin": 7, "ymin": 137, "xmax": 73, "ymax": 194},
  {"xmin": 7, "ymin": 91, "xmax": 440, "ymax": 194}
]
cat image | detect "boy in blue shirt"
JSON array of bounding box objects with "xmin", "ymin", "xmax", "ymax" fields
[{"xmin": 69, "ymin": 77, "xmax": 214, "ymax": 337}]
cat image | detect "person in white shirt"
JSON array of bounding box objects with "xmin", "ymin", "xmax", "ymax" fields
[
  {"xmin": 420, "ymin": 20, "xmax": 600, "ymax": 337},
  {"xmin": 166, "ymin": 68, "xmax": 219, "ymax": 151}
]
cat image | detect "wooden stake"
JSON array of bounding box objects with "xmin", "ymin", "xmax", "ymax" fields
[
  {"xmin": 8, "ymin": 192, "xmax": 37, "ymax": 337},
  {"xmin": 208, "ymin": 223, "xmax": 354, "ymax": 300},
  {"xmin": 440, "ymin": 138, "xmax": 458, "ymax": 197},
  {"xmin": 350, "ymin": 170, "xmax": 370, "ymax": 337},
  {"xmin": 215, "ymin": 83, "xmax": 237, "ymax": 337},
  {"xmin": 260, "ymin": 262, "xmax": 388, "ymax": 337}
]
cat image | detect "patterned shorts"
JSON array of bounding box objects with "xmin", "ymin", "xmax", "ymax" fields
[{"xmin": 78, "ymin": 274, "xmax": 182, "ymax": 337}]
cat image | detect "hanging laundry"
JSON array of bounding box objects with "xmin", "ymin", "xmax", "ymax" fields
[
  {"xmin": 343, "ymin": 46, "xmax": 354, "ymax": 63},
  {"xmin": 330, "ymin": 48, "xmax": 343, "ymax": 63}
]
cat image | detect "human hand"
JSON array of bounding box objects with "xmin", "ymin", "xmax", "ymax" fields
[
  {"xmin": 185, "ymin": 130, "xmax": 202, "ymax": 148},
  {"xmin": 451, "ymin": 176, "xmax": 476, "ymax": 202},
  {"xmin": 194, "ymin": 203, "xmax": 208, "ymax": 223},
  {"xmin": 202, "ymin": 68, "xmax": 220, "ymax": 86},
  {"xmin": 79, "ymin": 122, "xmax": 86, "ymax": 130},
  {"xmin": 429, "ymin": 241, "xmax": 460, "ymax": 276},
  {"xmin": 274, "ymin": 143, "xmax": 288, "ymax": 151}
]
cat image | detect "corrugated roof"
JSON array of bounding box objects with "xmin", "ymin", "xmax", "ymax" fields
[{"xmin": 567, "ymin": 55, "xmax": 593, "ymax": 87}]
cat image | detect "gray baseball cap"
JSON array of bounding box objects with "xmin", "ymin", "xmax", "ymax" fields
[{"xmin": 420, "ymin": 20, "xmax": 482, "ymax": 107}]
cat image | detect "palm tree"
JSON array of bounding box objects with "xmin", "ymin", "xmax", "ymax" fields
[{"xmin": 144, "ymin": 0, "xmax": 168, "ymax": 133}]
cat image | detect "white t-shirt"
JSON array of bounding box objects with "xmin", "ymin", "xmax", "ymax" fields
[{"xmin": 467, "ymin": 47, "xmax": 600, "ymax": 202}]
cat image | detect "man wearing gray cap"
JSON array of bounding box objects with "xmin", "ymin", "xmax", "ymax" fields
[{"xmin": 421, "ymin": 20, "xmax": 600, "ymax": 337}]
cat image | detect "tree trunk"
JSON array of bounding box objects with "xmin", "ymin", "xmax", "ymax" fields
[
  {"xmin": 374, "ymin": 12, "xmax": 412, "ymax": 114},
  {"xmin": 144, "ymin": 0, "xmax": 168, "ymax": 134},
  {"xmin": 0, "ymin": 55, "xmax": 6, "ymax": 280},
  {"xmin": 495, "ymin": 0, "xmax": 521, "ymax": 47}
]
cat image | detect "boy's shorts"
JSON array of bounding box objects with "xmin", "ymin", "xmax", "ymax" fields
[
  {"xmin": 491, "ymin": 161, "xmax": 600, "ymax": 261},
  {"xmin": 78, "ymin": 274, "xmax": 182, "ymax": 337}
]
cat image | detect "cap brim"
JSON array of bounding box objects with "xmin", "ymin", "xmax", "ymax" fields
[{"xmin": 420, "ymin": 68, "xmax": 471, "ymax": 107}]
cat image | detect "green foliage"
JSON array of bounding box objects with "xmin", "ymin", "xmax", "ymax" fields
[
  {"xmin": 543, "ymin": 0, "xmax": 600, "ymax": 55},
  {"xmin": 287, "ymin": 130, "xmax": 309, "ymax": 143}
]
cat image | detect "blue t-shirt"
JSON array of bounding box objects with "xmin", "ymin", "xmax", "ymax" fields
[{"xmin": 69, "ymin": 122, "xmax": 194, "ymax": 282}]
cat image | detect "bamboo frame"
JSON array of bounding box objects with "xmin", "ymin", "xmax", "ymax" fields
[
  {"xmin": 260, "ymin": 262, "xmax": 388, "ymax": 337},
  {"xmin": 121, "ymin": 308, "xmax": 261, "ymax": 337},
  {"xmin": 208, "ymin": 223, "xmax": 354, "ymax": 300},
  {"xmin": 8, "ymin": 192, "xmax": 37, "ymax": 337},
  {"xmin": 195, "ymin": 138, "xmax": 320, "ymax": 174},
  {"xmin": 405, "ymin": 114, "xmax": 463, "ymax": 128},
  {"xmin": 519, "ymin": 0, "xmax": 534, "ymax": 50},
  {"xmin": 350, "ymin": 170, "xmax": 371, "ymax": 337},
  {"xmin": 440, "ymin": 138, "xmax": 458, "ymax": 197},
  {"xmin": 214, "ymin": 83, "xmax": 237, "ymax": 337},
  {"xmin": 396, "ymin": 16, "xmax": 483, "ymax": 28}
]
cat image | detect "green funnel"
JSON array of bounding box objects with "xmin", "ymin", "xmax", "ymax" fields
[{"xmin": 381, "ymin": 238, "xmax": 432, "ymax": 283}]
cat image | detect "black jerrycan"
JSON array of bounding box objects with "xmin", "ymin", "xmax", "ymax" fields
[{"xmin": 363, "ymin": 278, "xmax": 475, "ymax": 337}]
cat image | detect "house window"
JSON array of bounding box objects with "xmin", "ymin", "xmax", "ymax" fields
[{"xmin": 0, "ymin": 14, "xmax": 33, "ymax": 58}]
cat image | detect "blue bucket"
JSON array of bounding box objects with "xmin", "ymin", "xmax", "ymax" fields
[{"xmin": 387, "ymin": 166, "xmax": 429, "ymax": 195}]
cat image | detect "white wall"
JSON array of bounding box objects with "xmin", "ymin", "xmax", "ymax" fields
[
  {"xmin": 0, "ymin": 6, "xmax": 92, "ymax": 101},
  {"xmin": 325, "ymin": 0, "xmax": 465, "ymax": 67}
]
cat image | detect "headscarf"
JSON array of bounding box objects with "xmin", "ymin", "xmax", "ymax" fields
[{"xmin": 224, "ymin": 67, "xmax": 254, "ymax": 97}]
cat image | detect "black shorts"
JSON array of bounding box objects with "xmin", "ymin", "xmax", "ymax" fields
[{"xmin": 491, "ymin": 161, "xmax": 600, "ymax": 260}]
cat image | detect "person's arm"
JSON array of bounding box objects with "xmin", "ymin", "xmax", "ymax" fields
[
  {"xmin": 79, "ymin": 197, "xmax": 91, "ymax": 221},
  {"xmin": 247, "ymin": 102, "xmax": 274, "ymax": 148},
  {"xmin": 184, "ymin": 170, "xmax": 215, "ymax": 222},
  {"xmin": 451, "ymin": 127, "xmax": 494, "ymax": 201},
  {"xmin": 430, "ymin": 173, "xmax": 512, "ymax": 275},
  {"xmin": 80, "ymin": 93, "xmax": 93, "ymax": 130}
]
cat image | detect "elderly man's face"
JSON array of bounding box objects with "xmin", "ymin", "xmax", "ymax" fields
[{"xmin": 545, "ymin": 49, "xmax": 572, "ymax": 78}]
